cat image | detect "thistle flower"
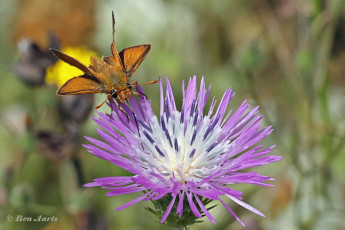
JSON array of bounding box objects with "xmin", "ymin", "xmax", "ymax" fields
[{"xmin": 84, "ymin": 76, "xmax": 282, "ymax": 227}]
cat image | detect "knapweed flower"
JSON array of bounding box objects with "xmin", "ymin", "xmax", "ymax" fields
[
  {"xmin": 84, "ymin": 76, "xmax": 282, "ymax": 227},
  {"xmin": 45, "ymin": 46, "xmax": 97, "ymax": 87}
]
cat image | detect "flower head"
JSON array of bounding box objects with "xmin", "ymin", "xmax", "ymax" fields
[
  {"xmin": 45, "ymin": 46, "xmax": 97, "ymax": 87},
  {"xmin": 84, "ymin": 76, "xmax": 282, "ymax": 227}
]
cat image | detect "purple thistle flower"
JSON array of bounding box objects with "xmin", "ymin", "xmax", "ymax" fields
[{"xmin": 83, "ymin": 76, "xmax": 282, "ymax": 227}]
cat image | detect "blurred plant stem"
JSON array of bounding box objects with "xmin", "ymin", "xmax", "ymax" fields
[
  {"xmin": 72, "ymin": 156, "xmax": 85, "ymax": 188},
  {"xmin": 233, "ymin": 0, "xmax": 345, "ymax": 228}
]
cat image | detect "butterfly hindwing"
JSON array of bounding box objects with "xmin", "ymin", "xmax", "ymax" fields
[
  {"xmin": 57, "ymin": 75, "xmax": 104, "ymax": 95},
  {"xmin": 119, "ymin": 44, "xmax": 151, "ymax": 77}
]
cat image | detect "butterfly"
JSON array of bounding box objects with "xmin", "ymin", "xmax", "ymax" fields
[{"xmin": 49, "ymin": 11, "xmax": 157, "ymax": 109}]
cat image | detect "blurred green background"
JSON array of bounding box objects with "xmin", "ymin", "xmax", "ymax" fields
[{"xmin": 1, "ymin": 0, "xmax": 345, "ymax": 229}]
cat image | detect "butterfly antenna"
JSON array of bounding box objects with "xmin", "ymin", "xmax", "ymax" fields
[
  {"xmin": 95, "ymin": 98, "xmax": 108, "ymax": 109},
  {"xmin": 130, "ymin": 80, "xmax": 158, "ymax": 87},
  {"xmin": 112, "ymin": 11, "xmax": 115, "ymax": 43},
  {"xmin": 125, "ymin": 98, "xmax": 145, "ymax": 150},
  {"xmin": 140, "ymin": 80, "xmax": 159, "ymax": 86},
  {"xmin": 129, "ymin": 80, "xmax": 158, "ymax": 99}
]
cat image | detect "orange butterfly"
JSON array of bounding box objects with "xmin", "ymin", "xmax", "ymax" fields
[{"xmin": 49, "ymin": 11, "xmax": 157, "ymax": 109}]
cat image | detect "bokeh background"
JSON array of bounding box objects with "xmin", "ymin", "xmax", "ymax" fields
[{"xmin": 1, "ymin": 0, "xmax": 345, "ymax": 229}]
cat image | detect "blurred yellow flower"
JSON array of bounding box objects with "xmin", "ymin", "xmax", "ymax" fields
[{"xmin": 46, "ymin": 47, "xmax": 97, "ymax": 87}]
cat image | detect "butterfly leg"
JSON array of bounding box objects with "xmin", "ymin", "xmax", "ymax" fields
[
  {"xmin": 95, "ymin": 94, "xmax": 113, "ymax": 109},
  {"xmin": 95, "ymin": 100, "xmax": 107, "ymax": 109}
]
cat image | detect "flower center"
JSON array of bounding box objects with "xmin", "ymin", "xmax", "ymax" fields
[{"xmin": 136, "ymin": 108, "xmax": 230, "ymax": 184}]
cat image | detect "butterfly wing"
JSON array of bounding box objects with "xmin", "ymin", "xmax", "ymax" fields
[
  {"xmin": 57, "ymin": 75, "xmax": 104, "ymax": 95},
  {"xmin": 119, "ymin": 44, "xmax": 151, "ymax": 77},
  {"xmin": 49, "ymin": 48, "xmax": 99, "ymax": 79}
]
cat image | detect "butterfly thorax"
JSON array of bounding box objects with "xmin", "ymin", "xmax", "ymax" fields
[{"xmin": 90, "ymin": 56, "xmax": 127, "ymax": 86}]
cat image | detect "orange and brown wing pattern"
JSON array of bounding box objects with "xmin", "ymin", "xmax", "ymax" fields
[
  {"xmin": 57, "ymin": 75, "xmax": 104, "ymax": 95},
  {"xmin": 119, "ymin": 44, "xmax": 151, "ymax": 77}
]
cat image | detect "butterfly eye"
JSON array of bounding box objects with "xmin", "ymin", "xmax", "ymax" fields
[{"xmin": 110, "ymin": 89, "xmax": 117, "ymax": 98}]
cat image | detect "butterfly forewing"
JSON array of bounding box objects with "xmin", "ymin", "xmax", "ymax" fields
[
  {"xmin": 49, "ymin": 49, "xmax": 98, "ymax": 78},
  {"xmin": 57, "ymin": 75, "xmax": 104, "ymax": 95},
  {"xmin": 119, "ymin": 45, "xmax": 151, "ymax": 77}
]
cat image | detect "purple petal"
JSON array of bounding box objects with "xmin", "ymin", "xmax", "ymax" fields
[
  {"xmin": 83, "ymin": 176, "xmax": 133, "ymax": 187},
  {"xmin": 219, "ymin": 197, "xmax": 245, "ymax": 227},
  {"xmin": 84, "ymin": 136, "xmax": 116, "ymax": 153},
  {"xmin": 115, "ymin": 192, "xmax": 152, "ymax": 211},
  {"xmin": 160, "ymin": 195, "xmax": 177, "ymax": 223},
  {"xmin": 192, "ymin": 188, "xmax": 222, "ymax": 200},
  {"xmin": 186, "ymin": 191, "xmax": 202, "ymax": 218},
  {"xmin": 159, "ymin": 77, "xmax": 164, "ymax": 118},
  {"xmin": 106, "ymin": 186, "xmax": 146, "ymax": 196},
  {"xmin": 195, "ymin": 195, "xmax": 215, "ymax": 224},
  {"xmin": 226, "ymin": 194, "xmax": 265, "ymax": 217},
  {"xmin": 152, "ymin": 191, "xmax": 170, "ymax": 200},
  {"xmin": 165, "ymin": 76, "xmax": 176, "ymax": 112},
  {"xmin": 177, "ymin": 191, "xmax": 185, "ymax": 217}
]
